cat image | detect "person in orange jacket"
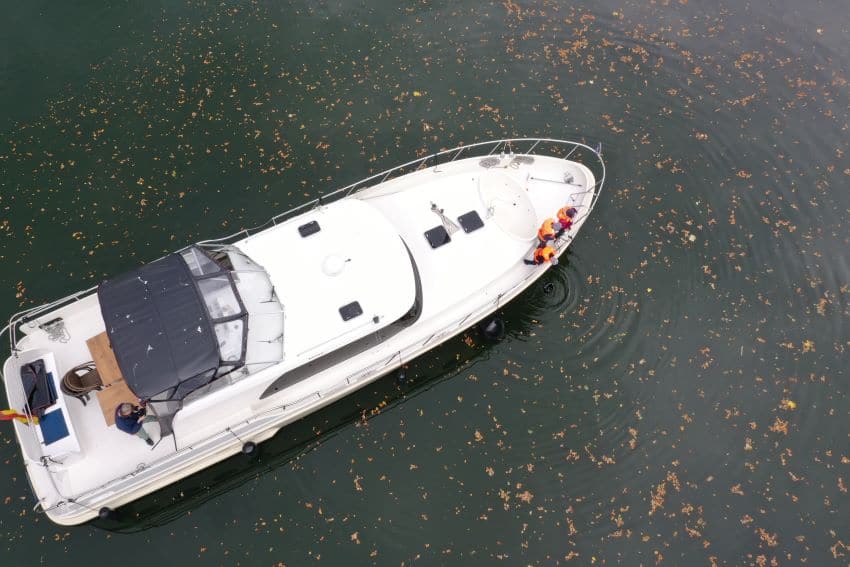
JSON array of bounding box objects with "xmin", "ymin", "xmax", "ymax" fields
[
  {"xmin": 537, "ymin": 218, "xmax": 562, "ymax": 243},
  {"xmin": 556, "ymin": 206, "xmax": 578, "ymax": 237},
  {"xmin": 524, "ymin": 245, "xmax": 558, "ymax": 265}
]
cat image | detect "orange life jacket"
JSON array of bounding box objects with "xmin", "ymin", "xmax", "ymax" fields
[
  {"xmin": 537, "ymin": 218, "xmax": 557, "ymax": 241},
  {"xmin": 557, "ymin": 206, "xmax": 577, "ymax": 230},
  {"xmin": 533, "ymin": 246, "xmax": 556, "ymax": 264}
]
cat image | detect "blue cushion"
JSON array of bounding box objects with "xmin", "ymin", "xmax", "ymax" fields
[{"xmin": 39, "ymin": 409, "xmax": 69, "ymax": 445}]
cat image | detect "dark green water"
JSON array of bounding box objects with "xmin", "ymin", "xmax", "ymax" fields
[{"xmin": 1, "ymin": 0, "xmax": 848, "ymax": 564}]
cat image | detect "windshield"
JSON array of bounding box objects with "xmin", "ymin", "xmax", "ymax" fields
[{"xmin": 180, "ymin": 247, "xmax": 248, "ymax": 369}]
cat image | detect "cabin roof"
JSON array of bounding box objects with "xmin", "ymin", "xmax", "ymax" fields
[{"xmin": 234, "ymin": 199, "xmax": 416, "ymax": 362}]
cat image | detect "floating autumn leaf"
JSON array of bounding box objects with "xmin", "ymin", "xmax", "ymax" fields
[
  {"xmin": 756, "ymin": 527, "xmax": 778, "ymax": 547},
  {"xmin": 769, "ymin": 417, "xmax": 789, "ymax": 435},
  {"xmin": 780, "ymin": 399, "xmax": 797, "ymax": 410}
]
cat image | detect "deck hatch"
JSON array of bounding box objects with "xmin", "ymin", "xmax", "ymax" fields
[
  {"xmin": 298, "ymin": 220, "xmax": 321, "ymax": 237},
  {"xmin": 424, "ymin": 225, "xmax": 451, "ymax": 249},
  {"xmin": 339, "ymin": 301, "xmax": 363, "ymax": 321},
  {"xmin": 457, "ymin": 210, "xmax": 484, "ymax": 233}
]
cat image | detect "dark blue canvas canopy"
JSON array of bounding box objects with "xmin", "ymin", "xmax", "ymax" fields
[{"xmin": 98, "ymin": 253, "xmax": 219, "ymax": 400}]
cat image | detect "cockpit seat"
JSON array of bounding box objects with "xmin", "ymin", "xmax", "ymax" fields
[{"xmin": 60, "ymin": 362, "xmax": 103, "ymax": 406}]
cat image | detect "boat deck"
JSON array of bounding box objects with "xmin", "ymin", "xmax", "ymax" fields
[
  {"xmin": 360, "ymin": 154, "xmax": 593, "ymax": 319},
  {"xmin": 12, "ymin": 295, "xmax": 173, "ymax": 497}
]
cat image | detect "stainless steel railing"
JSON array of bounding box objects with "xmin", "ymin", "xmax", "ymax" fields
[{"xmin": 195, "ymin": 138, "xmax": 605, "ymax": 248}]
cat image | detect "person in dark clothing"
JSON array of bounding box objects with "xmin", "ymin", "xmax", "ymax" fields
[{"xmin": 115, "ymin": 402, "xmax": 156, "ymax": 446}]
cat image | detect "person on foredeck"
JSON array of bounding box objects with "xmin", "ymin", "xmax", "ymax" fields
[
  {"xmin": 115, "ymin": 402, "xmax": 156, "ymax": 446},
  {"xmin": 556, "ymin": 206, "xmax": 578, "ymax": 237},
  {"xmin": 537, "ymin": 218, "xmax": 562, "ymax": 243},
  {"xmin": 524, "ymin": 245, "xmax": 558, "ymax": 266}
]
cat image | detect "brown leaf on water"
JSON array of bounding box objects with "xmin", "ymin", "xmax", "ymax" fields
[
  {"xmin": 769, "ymin": 417, "xmax": 789, "ymax": 435},
  {"xmin": 756, "ymin": 527, "xmax": 778, "ymax": 547},
  {"xmin": 628, "ymin": 427, "xmax": 638, "ymax": 450},
  {"xmin": 503, "ymin": 0, "xmax": 522, "ymax": 18},
  {"xmin": 685, "ymin": 525, "xmax": 702, "ymax": 538},
  {"xmin": 649, "ymin": 480, "xmax": 666, "ymax": 516}
]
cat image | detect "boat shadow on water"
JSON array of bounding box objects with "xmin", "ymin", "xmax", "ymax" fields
[{"xmin": 93, "ymin": 260, "xmax": 574, "ymax": 533}]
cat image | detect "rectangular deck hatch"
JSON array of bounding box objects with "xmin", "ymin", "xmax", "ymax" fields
[
  {"xmin": 424, "ymin": 225, "xmax": 451, "ymax": 249},
  {"xmin": 457, "ymin": 210, "xmax": 484, "ymax": 233},
  {"xmin": 298, "ymin": 220, "xmax": 321, "ymax": 237},
  {"xmin": 339, "ymin": 301, "xmax": 363, "ymax": 321}
]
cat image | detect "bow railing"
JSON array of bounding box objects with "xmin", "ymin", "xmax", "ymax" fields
[{"xmin": 195, "ymin": 138, "xmax": 605, "ymax": 248}]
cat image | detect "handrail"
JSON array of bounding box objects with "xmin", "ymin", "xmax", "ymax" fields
[
  {"xmin": 4, "ymin": 286, "xmax": 99, "ymax": 354},
  {"xmin": 195, "ymin": 138, "xmax": 605, "ymax": 247},
  {"xmin": 4, "ymin": 139, "xmax": 605, "ymax": 356}
]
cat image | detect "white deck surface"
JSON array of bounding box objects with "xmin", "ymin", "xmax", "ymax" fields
[
  {"xmin": 234, "ymin": 199, "xmax": 417, "ymax": 362},
  {"xmin": 10, "ymin": 295, "xmax": 172, "ymax": 496}
]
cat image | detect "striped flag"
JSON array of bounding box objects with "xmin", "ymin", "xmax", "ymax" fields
[{"xmin": 0, "ymin": 409, "xmax": 39, "ymax": 425}]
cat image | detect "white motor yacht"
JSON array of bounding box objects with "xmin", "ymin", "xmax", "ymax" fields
[{"xmin": 1, "ymin": 138, "xmax": 605, "ymax": 525}]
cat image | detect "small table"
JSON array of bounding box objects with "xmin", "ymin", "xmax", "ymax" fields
[
  {"xmin": 86, "ymin": 332, "xmax": 139, "ymax": 426},
  {"xmin": 85, "ymin": 332, "xmax": 123, "ymax": 386}
]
